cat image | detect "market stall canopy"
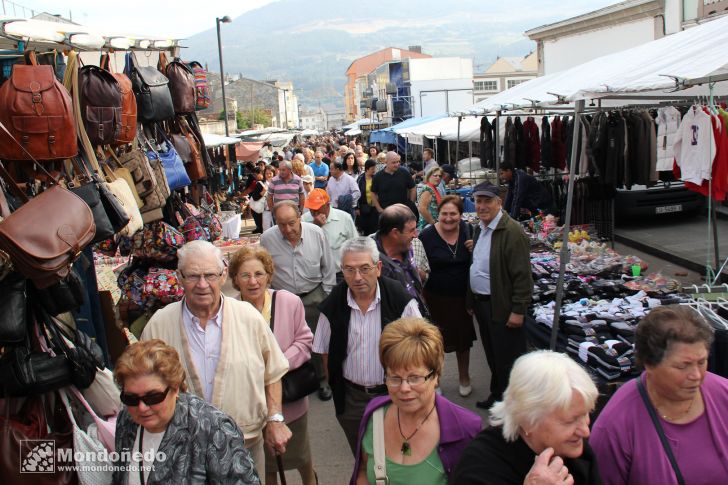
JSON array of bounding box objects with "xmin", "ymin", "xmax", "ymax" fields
[
  {"xmin": 462, "ymin": 13, "xmax": 728, "ymax": 114},
  {"xmin": 342, "ymin": 118, "xmax": 383, "ymax": 130},
  {"xmin": 202, "ymin": 133, "xmax": 242, "ymax": 147},
  {"xmin": 300, "ymin": 129, "xmax": 319, "ymax": 136},
  {"xmin": 369, "ymin": 114, "xmax": 447, "ymax": 144},
  {"xmin": 394, "ymin": 115, "xmax": 483, "ymax": 142},
  {"xmin": 0, "ymin": 15, "xmax": 182, "ymax": 50},
  {"xmin": 235, "ymin": 142, "xmax": 265, "ymax": 161},
  {"xmin": 344, "ymin": 128, "xmax": 362, "ymax": 136}
]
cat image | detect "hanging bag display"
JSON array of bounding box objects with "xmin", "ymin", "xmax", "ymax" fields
[
  {"xmin": 0, "ymin": 51, "xmax": 77, "ymax": 160},
  {"xmin": 178, "ymin": 117, "xmax": 206, "ymax": 180},
  {"xmin": 159, "ymin": 52, "xmax": 196, "ymax": 114},
  {"xmin": 125, "ymin": 52, "xmax": 174, "ymax": 122},
  {"xmin": 187, "ymin": 61, "xmax": 211, "ymax": 111},
  {"xmin": 100, "ymin": 53, "xmax": 137, "ymax": 144},
  {"xmin": 99, "ymin": 162, "xmax": 143, "ymax": 237},
  {"xmin": 78, "ymin": 64, "xmax": 122, "ymax": 146},
  {"xmin": 66, "ymin": 157, "xmax": 116, "ymax": 244},
  {"xmin": 0, "ymin": 127, "xmax": 95, "ymax": 289}
]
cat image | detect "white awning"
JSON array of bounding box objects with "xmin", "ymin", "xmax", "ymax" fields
[{"xmin": 202, "ymin": 133, "xmax": 241, "ymax": 147}]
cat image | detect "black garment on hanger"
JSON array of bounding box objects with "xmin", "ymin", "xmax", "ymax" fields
[
  {"xmin": 540, "ymin": 116, "xmax": 552, "ymax": 169},
  {"xmin": 514, "ymin": 116, "xmax": 525, "ymax": 169},
  {"xmin": 480, "ymin": 117, "xmax": 495, "ymax": 169}
]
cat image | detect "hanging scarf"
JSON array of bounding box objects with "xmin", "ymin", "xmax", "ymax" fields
[{"xmin": 426, "ymin": 182, "xmax": 442, "ymax": 205}]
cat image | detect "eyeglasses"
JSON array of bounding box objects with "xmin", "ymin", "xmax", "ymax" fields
[
  {"xmin": 238, "ymin": 271, "xmax": 268, "ymax": 281},
  {"xmin": 180, "ymin": 271, "xmax": 224, "ymax": 283},
  {"xmin": 342, "ymin": 265, "xmax": 376, "ymax": 276},
  {"xmin": 120, "ymin": 386, "xmax": 171, "ymax": 407},
  {"xmin": 384, "ymin": 370, "xmax": 435, "ymax": 388}
]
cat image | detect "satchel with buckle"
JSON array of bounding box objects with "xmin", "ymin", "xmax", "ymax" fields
[
  {"xmin": 270, "ymin": 291, "xmax": 319, "ymax": 403},
  {"xmin": 78, "ymin": 64, "xmax": 122, "ymax": 146},
  {"xmin": 0, "ymin": 137, "xmax": 95, "ymax": 288},
  {"xmin": 159, "ymin": 53, "xmax": 196, "ymax": 115},
  {"xmin": 100, "ymin": 53, "xmax": 137, "ymax": 145},
  {"xmin": 125, "ymin": 52, "xmax": 174, "ymax": 123}
]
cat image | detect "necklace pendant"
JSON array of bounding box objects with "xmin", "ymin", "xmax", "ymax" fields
[{"xmin": 401, "ymin": 441, "xmax": 412, "ymax": 456}]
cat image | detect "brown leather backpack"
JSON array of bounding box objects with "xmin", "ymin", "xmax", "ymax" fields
[
  {"xmin": 159, "ymin": 53, "xmax": 196, "ymax": 114},
  {"xmin": 0, "ymin": 51, "xmax": 77, "ymax": 160},
  {"xmin": 100, "ymin": 54, "xmax": 137, "ymax": 145},
  {"xmin": 78, "ymin": 65, "xmax": 122, "ymax": 146}
]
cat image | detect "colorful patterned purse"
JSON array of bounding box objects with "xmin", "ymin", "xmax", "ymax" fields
[
  {"xmin": 131, "ymin": 222, "xmax": 185, "ymax": 261},
  {"xmin": 143, "ymin": 268, "xmax": 183, "ymax": 304}
]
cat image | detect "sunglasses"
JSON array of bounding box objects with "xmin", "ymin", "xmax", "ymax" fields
[{"xmin": 120, "ymin": 386, "xmax": 171, "ymax": 407}]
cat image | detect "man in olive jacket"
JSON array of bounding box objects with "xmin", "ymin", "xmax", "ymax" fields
[{"xmin": 467, "ymin": 182, "xmax": 532, "ymax": 410}]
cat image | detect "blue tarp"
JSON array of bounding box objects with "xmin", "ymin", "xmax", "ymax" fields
[{"xmin": 369, "ymin": 114, "xmax": 447, "ymax": 144}]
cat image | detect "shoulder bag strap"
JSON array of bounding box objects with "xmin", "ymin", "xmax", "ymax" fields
[
  {"xmin": 636, "ymin": 378, "xmax": 686, "ymax": 485},
  {"xmin": 372, "ymin": 407, "xmax": 388, "ymax": 485},
  {"xmin": 270, "ymin": 290, "xmax": 277, "ymax": 332}
]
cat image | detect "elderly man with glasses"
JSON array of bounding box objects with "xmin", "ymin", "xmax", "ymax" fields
[
  {"xmin": 312, "ymin": 237, "xmax": 421, "ymax": 455},
  {"xmin": 141, "ymin": 240, "xmax": 290, "ymax": 480}
]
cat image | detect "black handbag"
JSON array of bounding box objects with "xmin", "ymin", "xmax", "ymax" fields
[
  {"xmin": 68, "ymin": 167, "xmax": 115, "ymax": 244},
  {"xmin": 40, "ymin": 307, "xmax": 103, "ymax": 389},
  {"xmin": 96, "ymin": 173, "xmax": 131, "ymax": 232},
  {"xmin": 0, "ymin": 273, "xmax": 27, "ymax": 345},
  {"xmin": 0, "ymin": 345, "xmax": 72, "ymax": 397},
  {"xmin": 35, "ymin": 267, "xmax": 85, "ymax": 316},
  {"xmin": 270, "ymin": 291, "xmax": 319, "ymax": 403}
]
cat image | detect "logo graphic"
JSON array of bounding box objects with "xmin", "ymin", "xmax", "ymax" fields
[
  {"xmin": 20, "ymin": 440, "xmax": 55, "ymax": 473},
  {"xmin": 691, "ymin": 125, "xmax": 699, "ymax": 146}
]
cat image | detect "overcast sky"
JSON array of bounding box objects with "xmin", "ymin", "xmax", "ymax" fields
[{"xmin": 17, "ymin": 0, "xmax": 618, "ymax": 39}]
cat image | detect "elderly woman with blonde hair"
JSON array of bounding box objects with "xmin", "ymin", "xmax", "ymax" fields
[
  {"xmin": 351, "ymin": 317, "xmax": 482, "ymax": 485},
  {"xmin": 112, "ymin": 339, "xmax": 260, "ymax": 484},
  {"xmin": 453, "ymin": 350, "xmax": 602, "ymax": 485}
]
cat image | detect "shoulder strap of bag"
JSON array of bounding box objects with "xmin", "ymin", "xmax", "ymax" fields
[
  {"xmin": 270, "ymin": 290, "xmax": 277, "ymax": 332},
  {"xmin": 636, "ymin": 378, "xmax": 686, "ymax": 485},
  {"xmin": 372, "ymin": 407, "xmax": 388, "ymax": 485}
]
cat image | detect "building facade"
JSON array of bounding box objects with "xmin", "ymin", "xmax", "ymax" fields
[
  {"xmin": 526, "ymin": 0, "xmax": 728, "ymax": 75},
  {"xmin": 299, "ymin": 107, "xmax": 327, "ymax": 132},
  {"xmin": 473, "ymin": 52, "xmax": 538, "ymax": 103},
  {"xmin": 344, "ymin": 47, "xmax": 431, "ymax": 123}
]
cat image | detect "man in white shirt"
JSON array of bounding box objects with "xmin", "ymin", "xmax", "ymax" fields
[
  {"xmin": 326, "ymin": 161, "xmax": 361, "ymax": 212},
  {"xmin": 313, "ymin": 237, "xmax": 421, "ymax": 454},
  {"xmin": 302, "ymin": 189, "xmax": 358, "ymax": 281}
]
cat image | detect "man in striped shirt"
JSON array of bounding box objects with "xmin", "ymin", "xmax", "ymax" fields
[
  {"xmin": 266, "ymin": 160, "xmax": 305, "ymax": 214},
  {"xmin": 312, "ymin": 237, "xmax": 421, "ymax": 455}
]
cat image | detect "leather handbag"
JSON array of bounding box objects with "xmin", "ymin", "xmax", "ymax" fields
[
  {"xmin": 100, "ymin": 53, "xmax": 137, "ymax": 144},
  {"xmin": 0, "ymin": 273, "xmax": 27, "ymax": 345},
  {"xmin": 0, "ymin": 344, "xmax": 72, "ymax": 396},
  {"xmin": 97, "ymin": 173, "xmax": 132, "ymax": 233},
  {"xmin": 35, "ymin": 267, "xmax": 85, "ymax": 316},
  {"xmin": 159, "ymin": 53, "xmax": 196, "ymax": 114},
  {"xmin": 101, "ymin": 159, "xmax": 143, "ymax": 208},
  {"xmin": 78, "ymin": 64, "xmax": 122, "ymax": 146},
  {"xmin": 125, "ymin": 52, "xmax": 174, "ymax": 122},
  {"xmin": 0, "ymin": 51, "xmax": 78, "ymax": 160},
  {"xmin": 178, "ymin": 117, "xmax": 206, "ymax": 180},
  {"xmin": 270, "ymin": 291, "xmax": 319, "ymax": 403},
  {"xmin": 67, "ymin": 170, "xmax": 115, "ymax": 244},
  {"xmin": 0, "ymin": 142, "xmax": 95, "ymax": 289}
]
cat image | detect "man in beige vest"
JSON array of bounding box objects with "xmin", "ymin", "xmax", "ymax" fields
[{"xmin": 141, "ymin": 240, "xmax": 290, "ymax": 479}]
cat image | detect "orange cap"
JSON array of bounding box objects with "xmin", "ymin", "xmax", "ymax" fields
[{"xmin": 304, "ymin": 188, "xmax": 330, "ymax": 210}]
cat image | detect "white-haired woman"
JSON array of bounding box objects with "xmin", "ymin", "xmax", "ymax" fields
[{"xmin": 453, "ymin": 351, "xmax": 602, "ymax": 485}]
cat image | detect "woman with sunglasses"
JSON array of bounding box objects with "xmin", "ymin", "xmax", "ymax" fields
[
  {"xmin": 350, "ymin": 317, "xmax": 482, "ymax": 485},
  {"xmin": 112, "ymin": 339, "xmax": 260, "ymax": 484}
]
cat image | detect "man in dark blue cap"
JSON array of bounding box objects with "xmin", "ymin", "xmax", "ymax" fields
[{"xmin": 466, "ymin": 181, "xmax": 532, "ymax": 409}]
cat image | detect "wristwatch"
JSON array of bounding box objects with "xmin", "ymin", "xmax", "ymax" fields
[{"xmin": 266, "ymin": 413, "xmax": 285, "ymax": 423}]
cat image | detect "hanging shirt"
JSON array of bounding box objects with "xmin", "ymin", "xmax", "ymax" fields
[
  {"xmin": 656, "ymin": 106, "xmax": 681, "ymax": 171},
  {"xmin": 673, "ymin": 107, "xmax": 717, "ymax": 185}
]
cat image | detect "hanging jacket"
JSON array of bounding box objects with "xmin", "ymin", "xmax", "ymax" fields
[
  {"xmin": 551, "ymin": 116, "xmax": 566, "ymax": 170},
  {"xmin": 523, "ymin": 116, "xmax": 541, "ymax": 172},
  {"xmin": 540, "ymin": 116, "xmax": 552, "ymax": 169},
  {"xmin": 480, "ymin": 116, "xmax": 495, "ymax": 169},
  {"xmin": 656, "ymin": 106, "xmax": 681, "ymax": 171},
  {"xmin": 605, "ymin": 111, "xmax": 626, "ymax": 187},
  {"xmin": 504, "ymin": 116, "xmax": 517, "ymax": 166},
  {"xmin": 587, "ymin": 111, "xmax": 608, "ymax": 179},
  {"xmin": 514, "ymin": 116, "xmax": 525, "ymax": 169}
]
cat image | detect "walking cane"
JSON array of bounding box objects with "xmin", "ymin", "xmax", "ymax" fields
[{"xmin": 276, "ymin": 453, "xmax": 287, "ymax": 485}]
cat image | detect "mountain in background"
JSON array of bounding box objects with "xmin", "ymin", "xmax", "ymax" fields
[{"xmin": 184, "ymin": 0, "xmax": 562, "ymax": 111}]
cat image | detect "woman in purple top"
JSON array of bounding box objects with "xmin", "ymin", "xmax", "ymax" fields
[
  {"xmin": 590, "ymin": 305, "xmax": 728, "ymax": 484},
  {"xmin": 350, "ymin": 317, "xmax": 482, "ymax": 484}
]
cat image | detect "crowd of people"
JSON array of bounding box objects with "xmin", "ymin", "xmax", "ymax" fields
[{"xmin": 112, "ymin": 134, "xmax": 728, "ymax": 484}]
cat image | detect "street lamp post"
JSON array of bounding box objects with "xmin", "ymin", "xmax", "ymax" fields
[
  {"xmin": 216, "ymin": 15, "xmax": 232, "ymax": 136},
  {"xmin": 282, "ymin": 89, "xmax": 289, "ymax": 129}
]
